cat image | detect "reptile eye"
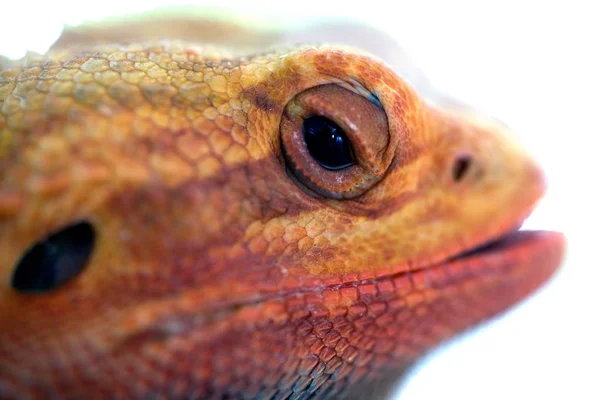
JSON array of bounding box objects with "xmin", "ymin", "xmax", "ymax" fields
[
  {"xmin": 11, "ymin": 221, "xmax": 95, "ymax": 293},
  {"xmin": 281, "ymin": 84, "xmax": 390, "ymax": 199},
  {"xmin": 303, "ymin": 116, "xmax": 355, "ymax": 170}
]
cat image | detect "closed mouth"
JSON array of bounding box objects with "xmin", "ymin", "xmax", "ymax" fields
[{"xmin": 448, "ymin": 229, "xmax": 563, "ymax": 262}]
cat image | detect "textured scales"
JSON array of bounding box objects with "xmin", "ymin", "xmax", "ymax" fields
[{"xmin": 0, "ymin": 16, "xmax": 564, "ymax": 400}]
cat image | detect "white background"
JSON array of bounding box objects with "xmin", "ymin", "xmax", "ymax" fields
[{"xmin": 1, "ymin": 1, "xmax": 598, "ymax": 399}]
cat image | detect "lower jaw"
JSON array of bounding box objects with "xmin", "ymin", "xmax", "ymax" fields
[
  {"xmin": 108, "ymin": 231, "xmax": 565, "ymax": 366},
  {"xmin": 427, "ymin": 229, "xmax": 565, "ymax": 295},
  {"xmin": 406, "ymin": 229, "xmax": 565, "ymax": 323}
]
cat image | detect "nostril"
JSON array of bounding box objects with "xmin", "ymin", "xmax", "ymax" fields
[{"xmin": 452, "ymin": 155, "xmax": 472, "ymax": 182}]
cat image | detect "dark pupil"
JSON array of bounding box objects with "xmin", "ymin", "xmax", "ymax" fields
[
  {"xmin": 302, "ymin": 115, "xmax": 355, "ymax": 170},
  {"xmin": 11, "ymin": 221, "xmax": 95, "ymax": 293}
]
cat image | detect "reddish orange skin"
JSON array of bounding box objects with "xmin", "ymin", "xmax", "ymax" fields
[{"xmin": 0, "ymin": 29, "xmax": 564, "ymax": 399}]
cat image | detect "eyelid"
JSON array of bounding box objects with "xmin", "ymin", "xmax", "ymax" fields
[{"xmin": 330, "ymin": 78, "xmax": 383, "ymax": 110}]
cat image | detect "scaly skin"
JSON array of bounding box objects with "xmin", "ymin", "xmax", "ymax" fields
[{"xmin": 0, "ymin": 19, "xmax": 564, "ymax": 400}]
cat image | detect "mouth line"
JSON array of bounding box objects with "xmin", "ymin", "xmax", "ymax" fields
[
  {"xmin": 117, "ymin": 228, "xmax": 564, "ymax": 348},
  {"xmin": 192, "ymin": 229, "xmax": 561, "ymax": 314},
  {"xmin": 448, "ymin": 228, "xmax": 543, "ymax": 262}
]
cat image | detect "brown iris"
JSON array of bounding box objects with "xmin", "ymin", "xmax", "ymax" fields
[{"xmin": 281, "ymin": 84, "xmax": 391, "ymax": 199}]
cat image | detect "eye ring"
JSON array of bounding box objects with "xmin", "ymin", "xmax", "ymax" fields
[{"xmin": 280, "ymin": 84, "xmax": 390, "ymax": 199}]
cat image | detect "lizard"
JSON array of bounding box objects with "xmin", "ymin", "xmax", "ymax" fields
[{"xmin": 0, "ymin": 12, "xmax": 565, "ymax": 400}]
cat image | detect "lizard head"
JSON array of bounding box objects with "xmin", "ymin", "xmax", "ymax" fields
[{"xmin": 0, "ymin": 41, "xmax": 564, "ymax": 398}]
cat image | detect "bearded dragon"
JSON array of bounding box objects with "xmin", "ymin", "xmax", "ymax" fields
[{"xmin": 0, "ymin": 11, "xmax": 565, "ymax": 400}]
